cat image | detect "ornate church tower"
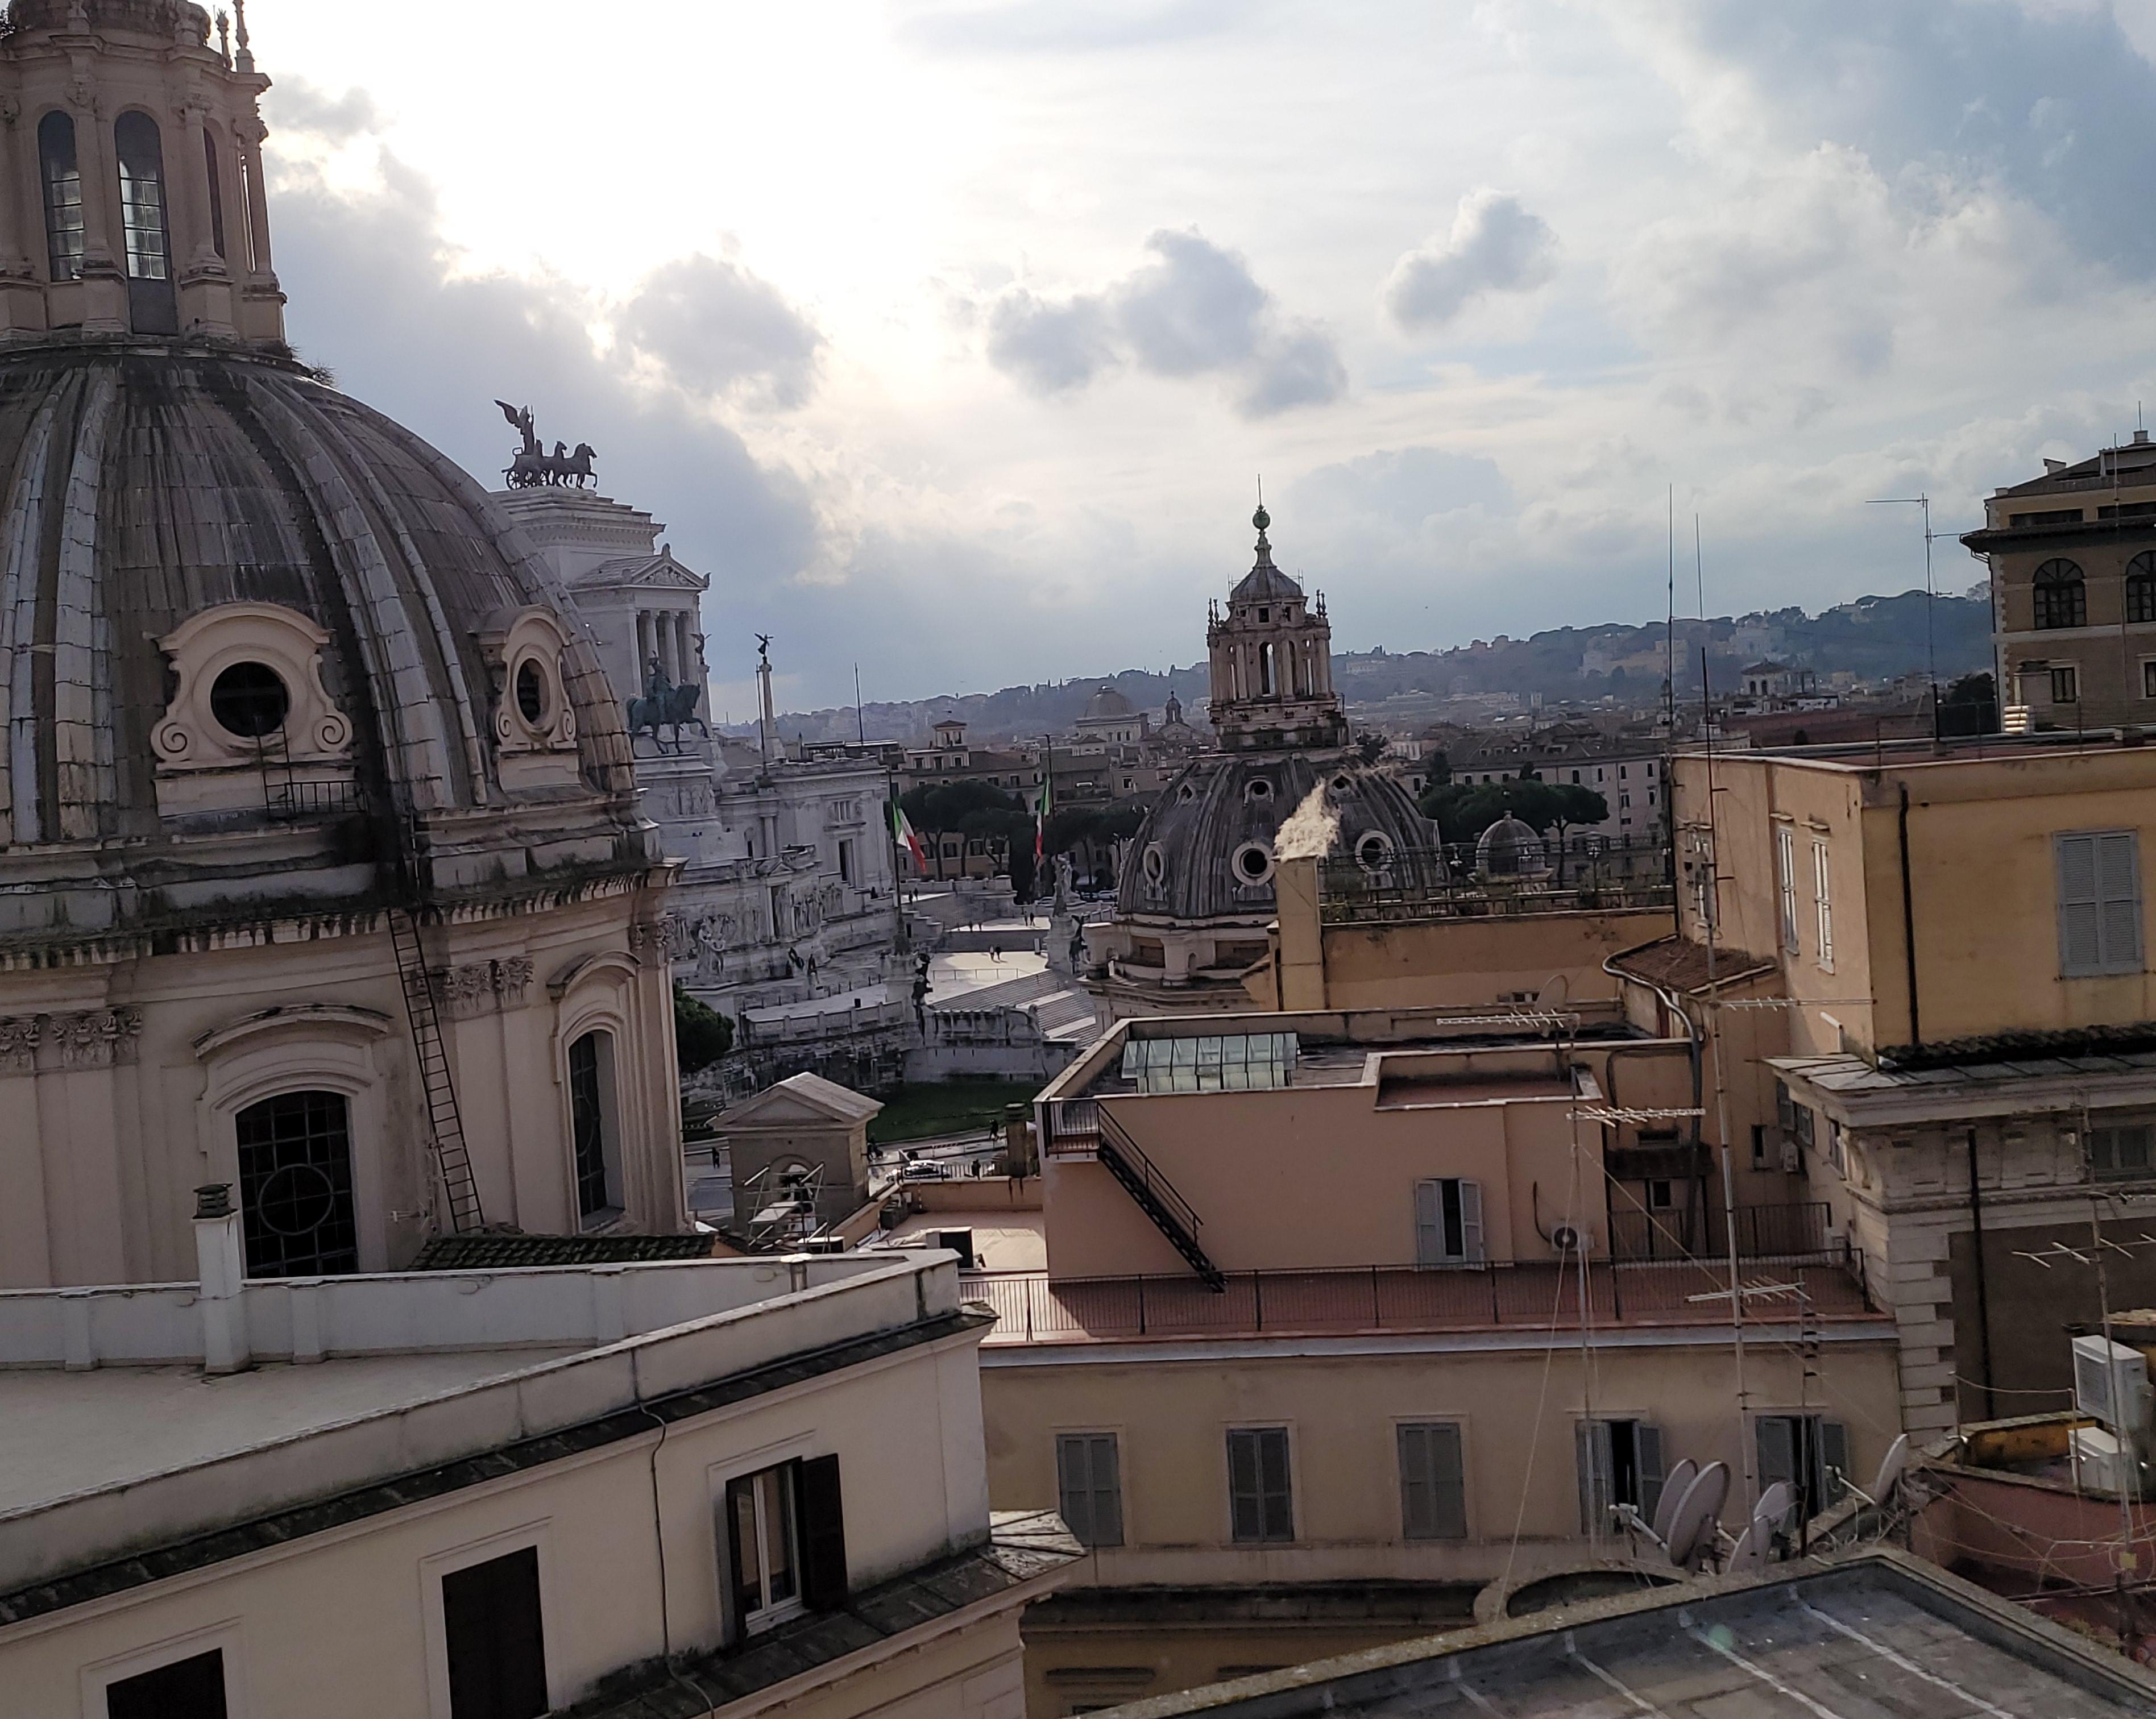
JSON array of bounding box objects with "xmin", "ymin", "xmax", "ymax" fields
[
  {"xmin": 1205, "ymin": 505, "xmax": 1348, "ymax": 753},
  {"xmin": 0, "ymin": 0, "xmax": 283, "ymax": 344}
]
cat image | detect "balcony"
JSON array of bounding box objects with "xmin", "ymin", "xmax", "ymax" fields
[{"xmin": 968, "ymin": 1255, "xmax": 1875, "ymax": 1347}]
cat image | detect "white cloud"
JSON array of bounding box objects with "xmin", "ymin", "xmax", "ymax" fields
[{"xmin": 1384, "ymin": 189, "xmax": 1559, "ymax": 330}]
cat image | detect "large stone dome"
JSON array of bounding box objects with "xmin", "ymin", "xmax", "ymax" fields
[
  {"xmin": 1118, "ymin": 749, "xmax": 1433, "ymax": 922},
  {"xmin": 0, "ymin": 342, "xmax": 646, "ymax": 940}
]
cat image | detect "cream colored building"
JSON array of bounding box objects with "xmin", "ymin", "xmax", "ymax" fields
[
  {"xmin": 0, "ymin": 1207, "xmax": 1077, "ymax": 1718},
  {"xmin": 1626, "ymin": 734, "xmax": 2156, "ymax": 1443},
  {"xmin": 0, "ymin": 0, "xmax": 687, "ymax": 1288},
  {"xmin": 1963, "ymin": 432, "xmax": 2156, "ymax": 730},
  {"xmin": 922, "ymin": 1006, "xmax": 1905, "ymax": 1714}
]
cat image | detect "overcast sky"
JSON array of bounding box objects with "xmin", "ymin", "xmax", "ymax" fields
[{"xmin": 256, "ymin": 0, "xmax": 2156, "ymax": 717}]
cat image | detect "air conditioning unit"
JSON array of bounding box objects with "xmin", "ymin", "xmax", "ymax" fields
[
  {"xmin": 1550, "ymin": 1223, "xmax": 1593, "ymax": 1257},
  {"xmin": 2072, "ymin": 1334, "xmax": 2153, "ymax": 1438},
  {"xmin": 2072, "ymin": 1425, "xmax": 2141, "ymax": 1499}
]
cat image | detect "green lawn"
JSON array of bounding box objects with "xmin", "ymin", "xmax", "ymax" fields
[{"xmin": 868, "ymin": 1079, "xmax": 1041, "ymax": 1145}]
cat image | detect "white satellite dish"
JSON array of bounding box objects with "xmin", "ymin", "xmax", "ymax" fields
[
  {"xmin": 1665, "ymin": 1461, "xmax": 1730, "ymax": 1569},
  {"xmin": 1652, "ymin": 1459, "xmax": 1699, "ymax": 1546},
  {"xmin": 1724, "ymin": 1523, "xmax": 1762, "ymax": 1572},
  {"xmin": 1869, "ymin": 1433, "xmax": 1911, "ymax": 1507},
  {"xmin": 1752, "ymin": 1480, "xmax": 1794, "ymax": 1552}
]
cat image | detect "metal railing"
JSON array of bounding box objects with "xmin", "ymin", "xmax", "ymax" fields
[
  {"xmin": 1092, "ymin": 1105, "xmax": 1206, "ymax": 1247},
  {"xmin": 1606, "ymin": 1201, "xmax": 1833, "ymax": 1263},
  {"xmin": 966, "ymin": 1256, "xmax": 1873, "ymax": 1346},
  {"xmin": 1320, "ymin": 839, "xmax": 1672, "ymax": 925}
]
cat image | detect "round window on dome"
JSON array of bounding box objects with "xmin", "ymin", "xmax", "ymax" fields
[
  {"xmin": 1233, "ymin": 842, "xmax": 1274, "ymax": 886},
  {"xmin": 1332, "ymin": 774, "xmax": 1353, "ymax": 793},
  {"xmin": 1245, "ymin": 778, "xmax": 1274, "ymax": 804},
  {"xmin": 1356, "ymin": 832, "xmax": 1395, "ymax": 873},
  {"xmin": 515, "ymin": 658, "xmax": 549, "ymax": 725},
  {"xmin": 1142, "ymin": 844, "xmax": 1167, "ymax": 885},
  {"xmin": 209, "ymin": 661, "xmax": 290, "ymax": 738}
]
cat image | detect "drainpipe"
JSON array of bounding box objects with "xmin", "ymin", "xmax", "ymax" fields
[
  {"xmin": 1897, "ymin": 783, "xmax": 1921, "ymax": 1048},
  {"xmin": 1967, "ymin": 1127, "xmax": 1996, "ymax": 1421},
  {"xmin": 193, "ymin": 1184, "xmax": 251, "ymax": 1376}
]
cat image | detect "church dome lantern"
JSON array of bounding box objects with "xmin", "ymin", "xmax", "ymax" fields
[{"xmin": 1206, "ymin": 505, "xmax": 1348, "ymax": 753}]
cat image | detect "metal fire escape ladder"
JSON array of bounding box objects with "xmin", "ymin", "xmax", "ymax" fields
[
  {"xmin": 1094, "ymin": 1104, "xmax": 1224, "ymax": 1290},
  {"xmin": 387, "ymin": 902, "xmax": 484, "ymax": 1235}
]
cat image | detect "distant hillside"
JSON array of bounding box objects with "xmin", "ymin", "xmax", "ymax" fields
[{"xmin": 738, "ymin": 589, "xmax": 1993, "ymax": 744}]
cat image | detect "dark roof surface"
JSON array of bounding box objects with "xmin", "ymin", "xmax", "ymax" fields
[
  {"xmin": 561, "ymin": 1513, "xmax": 1082, "ymax": 1717},
  {"xmin": 1608, "ymin": 935, "xmax": 1777, "ymax": 995},
  {"xmin": 1097, "ymin": 1555, "xmax": 2156, "ymax": 1719},
  {"xmin": 410, "ymin": 1232, "xmax": 719, "ymax": 1270}
]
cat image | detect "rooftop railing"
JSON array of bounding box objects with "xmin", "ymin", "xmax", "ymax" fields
[{"xmin": 1319, "ymin": 838, "xmax": 1672, "ymax": 926}]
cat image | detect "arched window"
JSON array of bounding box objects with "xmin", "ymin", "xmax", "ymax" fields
[
  {"xmin": 37, "ymin": 111, "xmax": 83, "ymax": 283},
  {"xmin": 114, "ymin": 111, "xmax": 177, "ymax": 334},
  {"xmin": 2033, "ymin": 558, "xmax": 2087, "ymax": 630},
  {"xmin": 235, "ymin": 1090, "xmax": 359, "ymax": 1278},
  {"xmin": 202, "ymin": 126, "xmax": 228, "ymax": 259},
  {"xmin": 2128, "ymin": 552, "xmax": 2156, "ymax": 626},
  {"xmin": 568, "ymin": 1029, "xmax": 621, "ymax": 1220},
  {"xmin": 1258, "ymin": 641, "xmax": 1276, "ymax": 696}
]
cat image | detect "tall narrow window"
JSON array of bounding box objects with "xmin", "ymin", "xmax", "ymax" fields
[
  {"xmin": 1226, "ymin": 1427, "xmax": 1294, "ymax": 1543},
  {"xmin": 1774, "ymin": 827, "xmax": 1800, "ymax": 953},
  {"xmin": 1413, "ymin": 1177, "xmax": 1483, "ymax": 1265},
  {"xmin": 567, "ymin": 1029, "xmax": 619, "ymax": 1218},
  {"xmin": 235, "ymin": 1090, "xmax": 358, "ymax": 1278},
  {"xmin": 1258, "ymin": 641, "xmax": 1275, "ymax": 696},
  {"xmin": 441, "ymin": 1547, "xmax": 549, "ymax": 1719},
  {"xmin": 2057, "ymin": 831, "xmax": 2143, "ymax": 977},
  {"xmin": 728, "ymin": 1464, "xmax": 801, "ymax": 1629},
  {"xmin": 105, "ymin": 1651, "xmax": 229, "ymax": 1719},
  {"xmin": 2130, "ymin": 552, "xmax": 2156, "ymax": 626},
  {"xmin": 202, "ymin": 127, "xmax": 228, "ymax": 258},
  {"xmin": 1577, "ymin": 1419, "xmax": 1665, "ymax": 1534},
  {"xmin": 1057, "ymin": 1432, "xmax": 1125, "ymax": 1548},
  {"xmin": 1811, "ymin": 840, "xmax": 1833, "ymax": 972},
  {"xmin": 38, "ymin": 110, "xmax": 83, "ymax": 283},
  {"xmin": 1398, "ymin": 1423, "xmax": 1467, "ymax": 1541},
  {"xmin": 114, "ymin": 111, "xmax": 177, "ymax": 334}
]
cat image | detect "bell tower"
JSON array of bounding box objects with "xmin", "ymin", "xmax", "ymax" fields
[
  {"xmin": 0, "ymin": 0, "xmax": 284, "ymax": 346},
  {"xmin": 1205, "ymin": 505, "xmax": 1348, "ymax": 753}
]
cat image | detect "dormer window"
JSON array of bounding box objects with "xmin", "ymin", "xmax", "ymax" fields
[
  {"xmin": 38, "ymin": 111, "xmax": 82, "ymax": 283},
  {"xmin": 209, "ymin": 661, "xmax": 290, "ymax": 738}
]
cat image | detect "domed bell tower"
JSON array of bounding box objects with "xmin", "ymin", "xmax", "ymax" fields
[
  {"xmin": 1205, "ymin": 505, "xmax": 1348, "ymax": 753},
  {"xmin": 0, "ymin": 0, "xmax": 283, "ymax": 346}
]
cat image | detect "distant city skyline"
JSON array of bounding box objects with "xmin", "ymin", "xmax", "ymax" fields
[{"xmin": 258, "ymin": 1, "xmax": 2156, "ymax": 712}]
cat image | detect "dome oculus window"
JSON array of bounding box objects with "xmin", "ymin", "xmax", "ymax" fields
[
  {"xmin": 1245, "ymin": 778, "xmax": 1274, "ymax": 804},
  {"xmin": 1355, "ymin": 831, "xmax": 1395, "ymax": 872},
  {"xmin": 515, "ymin": 658, "xmax": 549, "ymax": 725},
  {"xmin": 1142, "ymin": 844, "xmax": 1167, "ymax": 885},
  {"xmin": 1332, "ymin": 774, "xmax": 1353, "ymax": 792},
  {"xmin": 208, "ymin": 661, "xmax": 289, "ymax": 738},
  {"xmin": 1233, "ymin": 842, "xmax": 1274, "ymax": 886}
]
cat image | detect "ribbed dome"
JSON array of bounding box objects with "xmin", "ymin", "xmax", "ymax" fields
[
  {"xmin": 1475, "ymin": 815, "xmax": 1549, "ymax": 878},
  {"xmin": 0, "ymin": 342, "xmax": 645, "ymax": 936},
  {"xmin": 1119, "ymin": 750, "xmax": 1432, "ymax": 921},
  {"xmin": 1084, "ymin": 685, "xmax": 1136, "ymax": 719}
]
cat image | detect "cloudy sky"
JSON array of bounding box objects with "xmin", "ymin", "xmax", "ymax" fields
[{"xmin": 257, "ymin": 0, "xmax": 2156, "ymax": 717}]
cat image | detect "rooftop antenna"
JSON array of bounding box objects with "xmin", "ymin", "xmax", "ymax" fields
[{"xmin": 1867, "ymin": 495, "xmax": 1940, "ymax": 744}]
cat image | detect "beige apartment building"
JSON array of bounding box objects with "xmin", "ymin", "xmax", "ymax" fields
[
  {"xmin": 1627, "ymin": 734, "xmax": 2156, "ymax": 1442},
  {"xmin": 1964, "ymin": 432, "xmax": 2156, "ymax": 730},
  {"xmin": 0, "ymin": 1208, "xmax": 1077, "ymax": 1718},
  {"xmin": 903, "ymin": 1006, "xmax": 1904, "ymax": 1714}
]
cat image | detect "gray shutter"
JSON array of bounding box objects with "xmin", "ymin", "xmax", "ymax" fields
[
  {"xmin": 2099, "ymin": 832, "xmax": 2142, "ymax": 970},
  {"xmin": 1756, "ymin": 1415, "xmax": 1797, "ymax": 1492},
  {"xmin": 1399, "ymin": 1424, "xmax": 1436, "ymax": 1540},
  {"xmin": 1576, "ymin": 1419, "xmax": 1614, "ymax": 1533},
  {"xmin": 1459, "ymin": 1180, "xmax": 1485, "ymax": 1263},
  {"xmin": 1228, "ymin": 1431, "xmax": 1261, "ymax": 1542},
  {"xmin": 1414, "ymin": 1180, "xmax": 1443, "ymax": 1265},
  {"xmin": 1429, "ymin": 1423, "xmax": 1466, "ymax": 1539},
  {"xmin": 1636, "ymin": 1423, "xmax": 1666, "ymax": 1523},
  {"xmin": 2058, "ymin": 833, "xmax": 2103, "ymax": 974},
  {"xmin": 1056, "ymin": 1435, "xmax": 1094, "ymax": 1547},
  {"xmin": 1821, "ymin": 1421, "xmax": 1851, "ymax": 1506},
  {"xmin": 1091, "ymin": 1435, "xmax": 1123, "ymax": 1548},
  {"xmin": 1260, "ymin": 1429, "xmax": 1294, "ymax": 1541}
]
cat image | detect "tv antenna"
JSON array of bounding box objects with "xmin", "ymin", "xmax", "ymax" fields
[{"xmin": 1867, "ymin": 494, "xmax": 1944, "ymax": 742}]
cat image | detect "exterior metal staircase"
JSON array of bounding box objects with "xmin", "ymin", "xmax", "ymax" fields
[
  {"xmin": 1094, "ymin": 1104, "xmax": 1224, "ymax": 1290},
  {"xmin": 387, "ymin": 903, "xmax": 484, "ymax": 1234}
]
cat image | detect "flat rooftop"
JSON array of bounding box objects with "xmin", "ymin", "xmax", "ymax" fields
[{"xmin": 1098, "ymin": 1554, "xmax": 2156, "ymax": 1719}]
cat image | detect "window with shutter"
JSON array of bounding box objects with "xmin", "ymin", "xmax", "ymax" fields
[
  {"xmin": 1057, "ymin": 1433, "xmax": 1125, "ymax": 1548},
  {"xmin": 2057, "ymin": 831, "xmax": 2143, "ymax": 976},
  {"xmin": 1575, "ymin": 1419, "xmax": 1663, "ymax": 1533},
  {"xmin": 1413, "ymin": 1179, "xmax": 1484, "ymax": 1265},
  {"xmin": 1811, "ymin": 840, "xmax": 1834, "ymax": 972},
  {"xmin": 105, "ymin": 1651, "xmax": 229, "ymax": 1719},
  {"xmin": 1775, "ymin": 828, "xmax": 1799, "ymax": 953},
  {"xmin": 1398, "ymin": 1423, "xmax": 1467, "ymax": 1541},
  {"xmin": 1227, "ymin": 1427, "xmax": 1294, "ymax": 1543},
  {"xmin": 441, "ymin": 1548, "xmax": 548, "ymax": 1719},
  {"xmin": 1754, "ymin": 1414, "xmax": 1848, "ymax": 1523}
]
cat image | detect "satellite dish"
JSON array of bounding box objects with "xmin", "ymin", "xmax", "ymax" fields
[
  {"xmin": 1653, "ymin": 1459, "xmax": 1699, "ymax": 1545},
  {"xmin": 1665, "ymin": 1461, "xmax": 1731, "ymax": 1568},
  {"xmin": 1724, "ymin": 1523, "xmax": 1762, "ymax": 1572},
  {"xmin": 1869, "ymin": 1433, "xmax": 1911, "ymax": 1506},
  {"xmin": 1752, "ymin": 1480, "xmax": 1794, "ymax": 1547}
]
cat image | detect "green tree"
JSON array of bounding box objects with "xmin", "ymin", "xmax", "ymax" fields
[
  {"xmin": 674, "ymin": 986, "xmax": 734, "ymax": 1076},
  {"xmin": 1419, "ymin": 778, "xmax": 1606, "ymax": 845},
  {"xmin": 902, "ymin": 779, "xmax": 1036, "ymax": 896}
]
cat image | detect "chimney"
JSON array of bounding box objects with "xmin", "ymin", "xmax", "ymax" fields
[{"xmin": 193, "ymin": 1184, "xmax": 252, "ymax": 1375}]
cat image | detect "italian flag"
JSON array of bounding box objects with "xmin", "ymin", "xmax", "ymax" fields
[
  {"xmin": 889, "ymin": 795, "xmax": 927, "ymax": 870},
  {"xmin": 1034, "ymin": 774, "xmax": 1052, "ymax": 863}
]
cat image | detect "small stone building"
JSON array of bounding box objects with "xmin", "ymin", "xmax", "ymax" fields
[{"xmin": 716, "ymin": 1072, "xmax": 883, "ymax": 1232}]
